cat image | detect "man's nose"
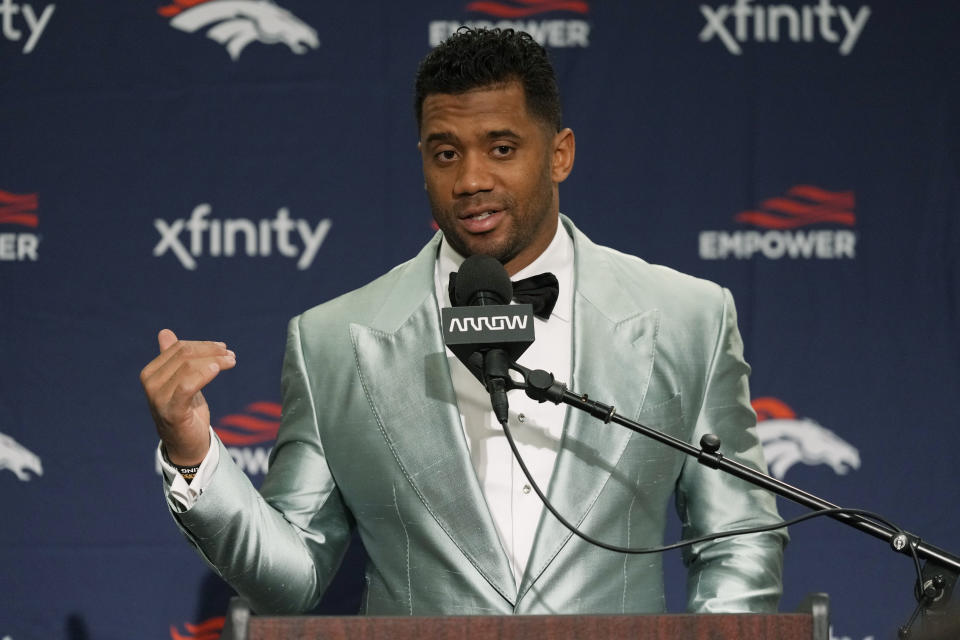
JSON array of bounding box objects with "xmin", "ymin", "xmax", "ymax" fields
[{"xmin": 454, "ymin": 152, "xmax": 495, "ymax": 196}]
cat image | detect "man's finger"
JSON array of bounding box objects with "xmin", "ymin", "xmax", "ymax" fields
[
  {"xmin": 159, "ymin": 356, "xmax": 236, "ymax": 420},
  {"xmin": 152, "ymin": 351, "xmax": 236, "ymax": 395},
  {"xmin": 158, "ymin": 328, "xmax": 179, "ymax": 352},
  {"xmin": 141, "ymin": 337, "xmax": 230, "ymax": 384}
]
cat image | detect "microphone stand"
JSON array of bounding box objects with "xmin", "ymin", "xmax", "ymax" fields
[{"xmin": 505, "ymin": 361, "xmax": 960, "ymax": 637}]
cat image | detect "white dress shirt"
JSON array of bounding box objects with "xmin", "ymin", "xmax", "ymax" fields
[
  {"xmin": 158, "ymin": 426, "xmax": 219, "ymax": 510},
  {"xmin": 435, "ymin": 220, "xmax": 573, "ymax": 587},
  {"xmin": 160, "ymin": 219, "xmax": 574, "ymax": 589}
]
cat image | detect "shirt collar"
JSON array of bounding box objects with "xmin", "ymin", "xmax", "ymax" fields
[{"xmin": 435, "ymin": 217, "xmax": 574, "ymax": 323}]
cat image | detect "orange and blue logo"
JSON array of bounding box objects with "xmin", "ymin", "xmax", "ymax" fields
[
  {"xmin": 170, "ymin": 616, "xmax": 225, "ymax": 640},
  {"xmin": 1, "ymin": 431, "xmax": 44, "ymax": 482},
  {"xmin": 158, "ymin": 0, "xmax": 319, "ymax": 60},
  {"xmin": 753, "ymin": 397, "xmax": 860, "ymax": 479}
]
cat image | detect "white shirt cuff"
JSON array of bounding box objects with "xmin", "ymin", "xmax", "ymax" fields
[{"xmin": 157, "ymin": 426, "xmax": 220, "ymax": 511}]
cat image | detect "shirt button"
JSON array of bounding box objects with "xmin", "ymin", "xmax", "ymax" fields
[
  {"xmin": 522, "ymin": 484, "xmax": 531, "ymax": 494},
  {"xmin": 517, "ymin": 413, "xmax": 526, "ymax": 423}
]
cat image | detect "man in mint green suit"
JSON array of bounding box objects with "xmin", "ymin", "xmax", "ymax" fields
[{"xmin": 142, "ymin": 28, "xmax": 785, "ymax": 616}]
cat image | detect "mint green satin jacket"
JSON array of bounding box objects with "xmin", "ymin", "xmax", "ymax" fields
[{"xmin": 168, "ymin": 216, "xmax": 786, "ymax": 615}]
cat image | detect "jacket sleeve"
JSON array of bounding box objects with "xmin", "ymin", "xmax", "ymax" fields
[
  {"xmin": 675, "ymin": 287, "xmax": 788, "ymax": 613},
  {"xmin": 167, "ymin": 316, "xmax": 354, "ymax": 614}
]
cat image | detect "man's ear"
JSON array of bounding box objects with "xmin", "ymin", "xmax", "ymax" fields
[{"xmin": 551, "ymin": 128, "xmax": 575, "ymax": 183}]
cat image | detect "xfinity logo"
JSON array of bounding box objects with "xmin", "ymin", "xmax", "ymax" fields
[
  {"xmin": 448, "ymin": 315, "xmax": 529, "ymax": 333},
  {"xmin": 699, "ymin": 0, "xmax": 871, "ymax": 55},
  {"xmin": 0, "ymin": 0, "xmax": 55, "ymax": 54},
  {"xmin": 153, "ymin": 204, "xmax": 331, "ymax": 270}
]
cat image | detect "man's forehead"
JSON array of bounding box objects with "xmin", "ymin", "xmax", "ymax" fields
[
  {"xmin": 422, "ymin": 81, "xmax": 525, "ymax": 112},
  {"xmin": 420, "ymin": 81, "xmax": 536, "ymax": 138}
]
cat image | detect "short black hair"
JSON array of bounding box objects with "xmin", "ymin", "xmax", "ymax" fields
[{"xmin": 414, "ymin": 27, "xmax": 562, "ymax": 133}]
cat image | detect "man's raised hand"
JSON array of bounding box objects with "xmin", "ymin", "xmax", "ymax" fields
[{"xmin": 140, "ymin": 329, "xmax": 236, "ymax": 466}]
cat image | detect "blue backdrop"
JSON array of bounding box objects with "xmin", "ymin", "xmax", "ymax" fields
[{"xmin": 1, "ymin": 2, "xmax": 958, "ymax": 639}]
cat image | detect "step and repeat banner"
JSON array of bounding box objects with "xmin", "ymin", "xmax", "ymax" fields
[{"xmin": 2, "ymin": 2, "xmax": 958, "ymax": 639}]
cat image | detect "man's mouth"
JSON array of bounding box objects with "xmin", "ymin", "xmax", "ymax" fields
[
  {"xmin": 459, "ymin": 206, "xmax": 502, "ymax": 219},
  {"xmin": 458, "ymin": 208, "xmax": 504, "ymax": 232}
]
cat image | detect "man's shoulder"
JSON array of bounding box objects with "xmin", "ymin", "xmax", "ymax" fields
[
  {"xmin": 297, "ymin": 261, "xmax": 413, "ymax": 326},
  {"xmin": 290, "ymin": 237, "xmax": 439, "ymax": 335},
  {"xmin": 623, "ymin": 248, "xmax": 720, "ymax": 297},
  {"xmin": 581, "ymin": 241, "xmax": 736, "ymax": 356},
  {"xmin": 576, "ymin": 229, "xmax": 728, "ymax": 315}
]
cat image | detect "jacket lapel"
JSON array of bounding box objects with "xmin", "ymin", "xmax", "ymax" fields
[
  {"xmin": 519, "ymin": 219, "xmax": 660, "ymax": 600},
  {"xmin": 350, "ymin": 236, "xmax": 518, "ymax": 604}
]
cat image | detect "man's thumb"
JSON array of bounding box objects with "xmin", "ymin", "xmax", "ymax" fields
[{"xmin": 158, "ymin": 328, "xmax": 178, "ymax": 352}]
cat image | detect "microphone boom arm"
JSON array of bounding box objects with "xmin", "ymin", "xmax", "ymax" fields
[{"xmin": 505, "ymin": 360, "xmax": 960, "ymax": 615}]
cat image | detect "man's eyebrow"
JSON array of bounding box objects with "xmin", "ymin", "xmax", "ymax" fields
[
  {"xmin": 424, "ymin": 129, "xmax": 523, "ymax": 145},
  {"xmin": 486, "ymin": 129, "xmax": 522, "ymax": 140},
  {"xmin": 424, "ymin": 131, "xmax": 457, "ymax": 144}
]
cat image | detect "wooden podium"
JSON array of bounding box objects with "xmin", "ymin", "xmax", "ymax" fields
[{"xmin": 217, "ymin": 593, "xmax": 829, "ymax": 640}]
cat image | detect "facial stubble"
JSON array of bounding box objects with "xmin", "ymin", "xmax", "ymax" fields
[{"xmin": 428, "ymin": 153, "xmax": 556, "ymax": 266}]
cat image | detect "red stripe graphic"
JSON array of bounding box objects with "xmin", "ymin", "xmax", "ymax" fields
[
  {"xmin": 465, "ymin": 0, "xmax": 589, "ymax": 18},
  {"xmin": 752, "ymin": 397, "xmax": 796, "ymax": 422},
  {"xmin": 157, "ymin": 0, "xmax": 212, "ymax": 18},
  {"xmin": 736, "ymin": 208, "xmax": 855, "ymax": 228},
  {"xmin": 787, "ymin": 184, "xmax": 855, "ymax": 208},
  {"xmin": 735, "ymin": 185, "xmax": 855, "ymax": 229},
  {"xmin": 0, "ymin": 189, "xmax": 39, "ymax": 228},
  {"xmin": 0, "ymin": 190, "xmax": 38, "ymax": 206},
  {"xmin": 0, "ymin": 213, "xmax": 40, "ymax": 227},
  {"xmin": 246, "ymin": 401, "xmax": 282, "ymax": 417},
  {"xmin": 170, "ymin": 617, "xmax": 225, "ymax": 640},
  {"xmin": 214, "ymin": 402, "xmax": 281, "ymax": 445}
]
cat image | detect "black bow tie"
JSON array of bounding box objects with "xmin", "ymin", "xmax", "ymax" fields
[{"xmin": 448, "ymin": 271, "xmax": 559, "ymax": 320}]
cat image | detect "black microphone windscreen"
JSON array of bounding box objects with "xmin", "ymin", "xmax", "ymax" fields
[{"xmin": 454, "ymin": 255, "xmax": 513, "ymax": 306}]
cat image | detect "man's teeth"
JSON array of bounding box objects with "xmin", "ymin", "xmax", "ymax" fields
[{"xmin": 473, "ymin": 211, "xmax": 495, "ymax": 220}]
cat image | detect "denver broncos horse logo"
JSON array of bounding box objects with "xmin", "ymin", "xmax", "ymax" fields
[
  {"xmin": 753, "ymin": 397, "xmax": 861, "ymax": 479},
  {"xmin": 158, "ymin": 0, "xmax": 319, "ymax": 60},
  {"xmin": 0, "ymin": 432, "xmax": 43, "ymax": 481}
]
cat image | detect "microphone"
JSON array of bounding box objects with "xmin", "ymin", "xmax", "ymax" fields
[
  {"xmin": 450, "ymin": 254, "xmax": 512, "ymax": 307},
  {"xmin": 441, "ymin": 255, "xmax": 535, "ymax": 424}
]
